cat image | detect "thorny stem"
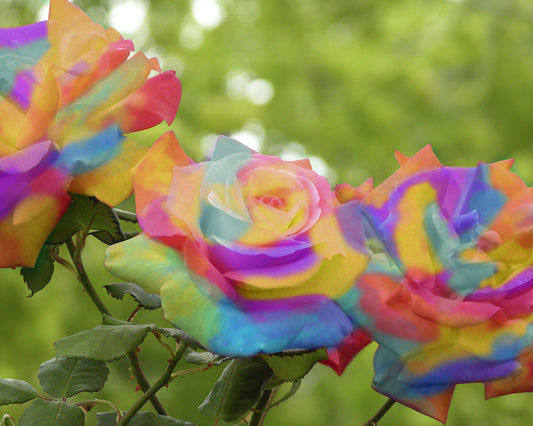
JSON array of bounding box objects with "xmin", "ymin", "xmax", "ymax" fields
[
  {"xmin": 249, "ymin": 388, "xmax": 278, "ymax": 426},
  {"xmin": 50, "ymin": 245, "xmax": 77, "ymax": 273},
  {"xmin": 118, "ymin": 343, "xmax": 189, "ymax": 425},
  {"xmin": 363, "ymin": 398, "xmax": 395, "ymax": 426},
  {"xmin": 152, "ymin": 330, "xmax": 177, "ymax": 357},
  {"xmin": 66, "ymin": 238, "xmax": 111, "ymax": 316},
  {"xmin": 126, "ymin": 308, "xmax": 167, "ymax": 415},
  {"xmin": 67, "ymin": 238, "xmax": 165, "ymax": 415},
  {"xmin": 127, "ymin": 351, "xmax": 168, "ymax": 416}
]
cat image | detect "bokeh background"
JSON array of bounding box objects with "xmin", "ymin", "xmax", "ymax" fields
[{"xmin": 2, "ymin": 0, "xmax": 533, "ymax": 424}]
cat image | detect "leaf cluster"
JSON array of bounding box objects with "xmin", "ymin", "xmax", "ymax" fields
[
  {"xmin": 20, "ymin": 194, "xmax": 139, "ymax": 296},
  {"xmin": 0, "ymin": 357, "xmax": 108, "ymax": 425},
  {"xmin": 197, "ymin": 349, "xmax": 328, "ymax": 423}
]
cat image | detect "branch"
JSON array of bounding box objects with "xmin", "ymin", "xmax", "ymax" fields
[
  {"xmin": 127, "ymin": 351, "xmax": 168, "ymax": 416},
  {"xmin": 118, "ymin": 343, "xmax": 188, "ymax": 425},
  {"xmin": 249, "ymin": 388, "xmax": 278, "ymax": 426},
  {"xmin": 363, "ymin": 398, "xmax": 395, "ymax": 426},
  {"xmin": 66, "ymin": 238, "xmax": 111, "ymax": 316}
]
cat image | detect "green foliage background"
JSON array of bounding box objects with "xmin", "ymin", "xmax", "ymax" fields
[{"xmin": 1, "ymin": 0, "xmax": 533, "ymax": 424}]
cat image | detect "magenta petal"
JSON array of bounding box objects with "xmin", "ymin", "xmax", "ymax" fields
[
  {"xmin": 0, "ymin": 21, "xmax": 47, "ymax": 48},
  {"xmin": 320, "ymin": 328, "xmax": 373, "ymax": 375}
]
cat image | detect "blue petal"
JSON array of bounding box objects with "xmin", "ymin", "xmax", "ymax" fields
[{"xmin": 56, "ymin": 125, "xmax": 124, "ymax": 175}]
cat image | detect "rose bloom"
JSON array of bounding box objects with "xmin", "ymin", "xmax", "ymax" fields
[
  {"xmin": 337, "ymin": 146, "xmax": 533, "ymax": 422},
  {"xmin": 105, "ymin": 132, "xmax": 369, "ymax": 356},
  {"xmin": 0, "ymin": 0, "xmax": 181, "ymax": 267}
]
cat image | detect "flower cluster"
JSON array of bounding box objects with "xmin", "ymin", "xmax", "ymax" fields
[
  {"xmin": 104, "ymin": 136, "xmax": 533, "ymax": 422},
  {"xmin": 4, "ymin": 2, "xmax": 533, "ymax": 424},
  {"xmin": 0, "ymin": 0, "xmax": 181, "ymax": 267}
]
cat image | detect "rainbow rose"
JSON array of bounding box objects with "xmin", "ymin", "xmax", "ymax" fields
[
  {"xmin": 0, "ymin": 0, "xmax": 181, "ymax": 267},
  {"xmin": 105, "ymin": 132, "xmax": 369, "ymax": 356},
  {"xmin": 339, "ymin": 146, "xmax": 533, "ymax": 422}
]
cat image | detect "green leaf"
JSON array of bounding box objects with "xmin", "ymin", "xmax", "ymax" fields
[
  {"xmin": 261, "ymin": 348, "xmax": 328, "ymax": 382},
  {"xmin": 97, "ymin": 411, "xmax": 194, "ymax": 425},
  {"xmin": 104, "ymin": 283, "xmax": 162, "ymax": 310},
  {"xmin": 123, "ymin": 231, "xmax": 140, "ymax": 239},
  {"xmin": 38, "ymin": 357, "xmax": 109, "ymax": 398},
  {"xmin": 183, "ymin": 349, "xmax": 227, "ymax": 366},
  {"xmin": 101, "ymin": 314, "xmax": 132, "ymax": 326},
  {"xmin": 268, "ymin": 380, "xmax": 301, "ymax": 409},
  {"xmin": 89, "ymin": 230, "xmax": 120, "ymax": 245},
  {"xmin": 90, "ymin": 230, "xmax": 138, "ymax": 245},
  {"xmin": 20, "ymin": 245, "xmax": 55, "ymax": 296},
  {"xmin": 159, "ymin": 328, "xmax": 205, "ymax": 351},
  {"xmin": 0, "ymin": 379, "xmax": 38, "ymax": 405},
  {"xmin": 19, "ymin": 399, "xmax": 84, "ymax": 426},
  {"xmin": 198, "ymin": 357, "xmax": 274, "ymax": 422},
  {"xmin": 47, "ymin": 194, "xmax": 124, "ymax": 244},
  {"xmin": 112, "ymin": 209, "xmax": 138, "ymax": 224},
  {"xmin": 264, "ymin": 376, "xmax": 285, "ymax": 390},
  {"xmin": 54, "ymin": 324, "xmax": 152, "ymax": 362}
]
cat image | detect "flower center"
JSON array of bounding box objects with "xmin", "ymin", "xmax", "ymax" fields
[{"xmin": 257, "ymin": 194, "xmax": 285, "ymax": 209}]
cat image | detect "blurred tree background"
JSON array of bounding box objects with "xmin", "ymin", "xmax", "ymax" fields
[{"xmin": 2, "ymin": 0, "xmax": 533, "ymax": 424}]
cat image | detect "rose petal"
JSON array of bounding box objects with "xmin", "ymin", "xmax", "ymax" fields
[
  {"xmin": 320, "ymin": 328, "xmax": 373, "ymax": 375},
  {"xmin": 106, "ymin": 234, "xmax": 354, "ymax": 356},
  {"xmin": 0, "ymin": 142, "xmax": 71, "ymax": 267}
]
